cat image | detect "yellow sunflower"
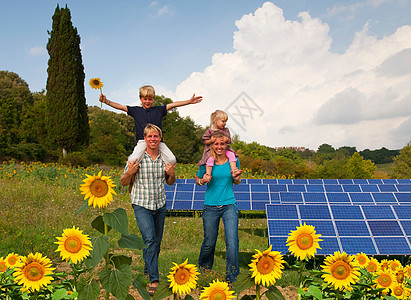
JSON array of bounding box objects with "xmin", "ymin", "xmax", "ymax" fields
[
  {"xmin": 13, "ymin": 252, "xmax": 55, "ymax": 292},
  {"xmin": 321, "ymin": 251, "xmax": 360, "ymax": 290},
  {"xmin": 367, "ymin": 257, "xmax": 380, "ymax": 273},
  {"xmin": 286, "ymin": 223, "xmax": 322, "ymax": 260},
  {"xmin": 89, "ymin": 78, "xmax": 104, "ymax": 90},
  {"xmin": 374, "ymin": 269, "xmax": 396, "ymax": 293},
  {"xmin": 200, "ymin": 279, "xmax": 235, "ymax": 300},
  {"xmin": 5, "ymin": 252, "xmax": 21, "ymax": 268},
  {"xmin": 391, "ymin": 283, "xmax": 409, "ymax": 299},
  {"xmin": 0, "ymin": 257, "xmax": 7, "ymax": 272},
  {"xmin": 394, "ymin": 267, "xmax": 406, "ymax": 284},
  {"xmin": 380, "ymin": 259, "xmax": 390, "ymax": 271},
  {"xmin": 389, "ymin": 259, "xmax": 402, "ymax": 272},
  {"xmin": 55, "ymin": 226, "xmax": 93, "ymax": 264},
  {"xmin": 167, "ymin": 258, "xmax": 200, "ymax": 296},
  {"xmin": 249, "ymin": 244, "xmax": 285, "ymax": 287},
  {"xmin": 404, "ymin": 265, "xmax": 411, "ymax": 278},
  {"xmin": 354, "ymin": 252, "xmax": 369, "ymax": 268},
  {"xmin": 80, "ymin": 170, "xmax": 116, "ymax": 208}
]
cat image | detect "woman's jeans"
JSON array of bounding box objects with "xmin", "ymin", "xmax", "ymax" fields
[
  {"xmin": 198, "ymin": 204, "xmax": 239, "ymax": 283},
  {"xmin": 133, "ymin": 204, "xmax": 166, "ymax": 283}
]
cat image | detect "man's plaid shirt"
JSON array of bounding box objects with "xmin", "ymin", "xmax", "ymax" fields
[{"xmin": 125, "ymin": 152, "xmax": 166, "ymax": 210}]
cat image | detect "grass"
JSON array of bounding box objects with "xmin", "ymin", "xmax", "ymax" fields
[{"xmin": 0, "ymin": 161, "xmax": 299, "ymax": 290}]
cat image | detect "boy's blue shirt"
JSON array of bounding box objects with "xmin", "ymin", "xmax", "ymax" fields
[
  {"xmin": 127, "ymin": 105, "xmax": 167, "ymax": 142},
  {"xmin": 196, "ymin": 160, "xmax": 240, "ymax": 206}
]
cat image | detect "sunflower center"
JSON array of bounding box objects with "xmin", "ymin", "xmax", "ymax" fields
[
  {"xmin": 90, "ymin": 179, "xmax": 108, "ymax": 197},
  {"xmin": 358, "ymin": 257, "xmax": 366, "ymax": 265},
  {"xmin": 8, "ymin": 257, "xmax": 17, "ymax": 265},
  {"xmin": 256, "ymin": 255, "xmax": 274, "ymax": 275},
  {"xmin": 367, "ymin": 263, "xmax": 377, "ymax": 272},
  {"xmin": 93, "ymin": 80, "xmax": 100, "ymax": 85},
  {"xmin": 0, "ymin": 262, "xmax": 7, "ymax": 272},
  {"xmin": 24, "ymin": 262, "xmax": 44, "ymax": 281},
  {"xmin": 397, "ymin": 272, "xmax": 405, "ymax": 283},
  {"xmin": 393, "ymin": 287, "xmax": 403, "ymax": 296},
  {"xmin": 210, "ymin": 290, "xmax": 226, "ymax": 300},
  {"xmin": 64, "ymin": 236, "xmax": 82, "ymax": 253},
  {"xmin": 296, "ymin": 233, "xmax": 313, "ymax": 250},
  {"xmin": 378, "ymin": 274, "xmax": 392, "ymax": 287},
  {"xmin": 331, "ymin": 261, "xmax": 350, "ymax": 280},
  {"xmin": 174, "ymin": 268, "xmax": 190, "ymax": 285}
]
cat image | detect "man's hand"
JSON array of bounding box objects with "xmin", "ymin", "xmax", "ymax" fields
[
  {"xmin": 127, "ymin": 159, "xmax": 139, "ymax": 175},
  {"xmin": 165, "ymin": 163, "xmax": 176, "ymax": 176}
]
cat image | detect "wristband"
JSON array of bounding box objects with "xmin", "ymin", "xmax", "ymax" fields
[
  {"xmin": 198, "ymin": 179, "xmax": 204, "ymax": 186},
  {"xmin": 107, "ymin": 100, "xmax": 111, "ymax": 105}
]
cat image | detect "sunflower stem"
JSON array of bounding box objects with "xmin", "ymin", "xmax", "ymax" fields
[
  {"xmin": 256, "ymin": 284, "xmax": 260, "ymax": 300},
  {"xmin": 103, "ymin": 208, "xmax": 110, "ymax": 300}
]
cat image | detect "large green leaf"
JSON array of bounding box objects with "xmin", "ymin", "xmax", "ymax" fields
[
  {"xmin": 103, "ymin": 208, "xmax": 129, "ymax": 235},
  {"xmin": 233, "ymin": 272, "xmax": 255, "ymax": 296},
  {"xmin": 153, "ymin": 280, "xmax": 173, "ymax": 300},
  {"xmin": 111, "ymin": 254, "xmax": 133, "ymax": 268},
  {"xmin": 77, "ymin": 278, "xmax": 100, "ymax": 300},
  {"xmin": 91, "ymin": 215, "xmax": 112, "ymax": 234},
  {"xmin": 100, "ymin": 264, "xmax": 133, "ymax": 300},
  {"xmin": 118, "ymin": 233, "xmax": 146, "ymax": 250},
  {"xmin": 307, "ymin": 285, "xmax": 322, "ymax": 299},
  {"xmin": 265, "ymin": 286, "xmax": 286, "ymax": 300},
  {"xmin": 133, "ymin": 275, "xmax": 150, "ymax": 300},
  {"xmin": 75, "ymin": 199, "xmax": 89, "ymax": 216},
  {"xmin": 89, "ymin": 235, "xmax": 110, "ymax": 267}
]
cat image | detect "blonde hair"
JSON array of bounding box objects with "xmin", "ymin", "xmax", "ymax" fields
[
  {"xmin": 209, "ymin": 131, "xmax": 227, "ymax": 160},
  {"xmin": 144, "ymin": 123, "xmax": 162, "ymax": 138},
  {"xmin": 139, "ymin": 85, "xmax": 155, "ymax": 99},
  {"xmin": 210, "ymin": 110, "xmax": 228, "ymax": 127}
]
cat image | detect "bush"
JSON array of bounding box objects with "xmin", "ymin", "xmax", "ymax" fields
[
  {"xmin": 0, "ymin": 143, "xmax": 47, "ymax": 161},
  {"xmin": 60, "ymin": 151, "xmax": 90, "ymax": 167}
]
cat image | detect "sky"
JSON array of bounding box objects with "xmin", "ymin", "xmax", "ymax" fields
[{"xmin": 1, "ymin": 0, "xmax": 411, "ymax": 151}]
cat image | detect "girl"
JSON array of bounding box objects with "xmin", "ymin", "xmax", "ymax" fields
[{"xmin": 198, "ymin": 110, "xmax": 238, "ymax": 181}]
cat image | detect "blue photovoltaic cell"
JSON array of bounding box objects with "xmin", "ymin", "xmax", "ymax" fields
[
  {"xmin": 335, "ymin": 221, "xmax": 370, "ymax": 236},
  {"xmin": 166, "ymin": 201, "xmax": 173, "ymax": 209},
  {"xmin": 316, "ymin": 237, "xmax": 340, "ymax": 255},
  {"xmin": 323, "ymin": 179, "xmax": 338, "ymax": 184},
  {"xmin": 277, "ymin": 179, "xmax": 293, "ymax": 184},
  {"xmin": 306, "ymin": 185, "xmax": 325, "ymax": 192},
  {"xmin": 340, "ymin": 237, "xmax": 377, "ymax": 254},
  {"xmin": 175, "ymin": 191, "xmax": 193, "ymax": 200},
  {"xmin": 248, "ymin": 179, "xmax": 262, "ymax": 184},
  {"xmin": 350, "ymin": 193, "xmax": 373, "ymax": 203},
  {"xmin": 293, "ymin": 179, "xmax": 308, "ymax": 185},
  {"xmin": 269, "ymin": 185, "xmax": 287, "ymax": 192},
  {"xmin": 339, "ymin": 179, "xmax": 353, "ymax": 184},
  {"xmin": 266, "ymin": 204, "xmax": 298, "ymax": 219},
  {"xmin": 303, "ymin": 192, "xmax": 327, "ymax": 203},
  {"xmin": 192, "ymin": 201, "xmax": 204, "ymax": 210},
  {"xmin": 308, "ymin": 179, "xmax": 323, "ymax": 184},
  {"xmin": 174, "ymin": 178, "xmax": 185, "ymax": 184},
  {"xmin": 374, "ymin": 237, "xmax": 411, "ymax": 254},
  {"xmin": 233, "ymin": 184, "xmax": 250, "ymax": 192},
  {"xmin": 176, "ymin": 184, "xmax": 194, "ymax": 191},
  {"xmin": 251, "ymin": 193, "xmax": 269, "ymax": 201},
  {"xmin": 299, "ymin": 205, "xmax": 331, "ymax": 219},
  {"xmin": 353, "ymin": 179, "xmax": 368, "ymax": 184},
  {"xmin": 368, "ymin": 221, "xmax": 403, "ymax": 236},
  {"xmin": 378, "ymin": 184, "xmax": 398, "ymax": 192},
  {"xmin": 331, "ymin": 205, "xmax": 364, "ymax": 220},
  {"xmin": 368, "ymin": 179, "xmax": 383, "ymax": 184},
  {"xmin": 400, "ymin": 221, "xmax": 411, "ymax": 235},
  {"xmin": 395, "ymin": 193, "xmax": 411, "ymax": 203},
  {"xmin": 343, "ymin": 185, "xmax": 361, "ymax": 192},
  {"xmin": 165, "ymin": 184, "xmax": 175, "ymax": 191},
  {"xmin": 173, "ymin": 201, "xmax": 192, "ymax": 210},
  {"xmin": 270, "ymin": 193, "xmax": 280, "ymax": 201},
  {"xmin": 362, "ymin": 206, "xmax": 395, "ymax": 219},
  {"xmin": 393, "ymin": 206, "xmax": 411, "ymax": 219},
  {"xmin": 372, "ymin": 193, "xmax": 397, "ymax": 203},
  {"xmin": 251, "ymin": 184, "xmax": 269, "ymax": 192},
  {"xmin": 234, "ymin": 193, "xmax": 250, "ymax": 201},
  {"xmin": 195, "ymin": 184, "xmax": 207, "ymax": 191},
  {"xmin": 251, "ymin": 201, "xmax": 269, "ymax": 210},
  {"xmin": 194, "ymin": 192, "xmax": 205, "ymax": 200},
  {"xmin": 325, "ymin": 185, "xmax": 343, "ymax": 192},
  {"xmin": 280, "ymin": 192, "xmax": 303, "ymax": 203},
  {"xmin": 268, "ymin": 219, "xmax": 300, "ymax": 235},
  {"xmin": 237, "ymin": 201, "xmax": 251, "ymax": 210},
  {"xmin": 397, "ymin": 185, "xmax": 411, "ymax": 192},
  {"xmin": 361, "ymin": 184, "xmax": 379, "ymax": 192},
  {"xmin": 398, "ymin": 179, "xmax": 411, "ymax": 184},
  {"xmin": 383, "ymin": 179, "xmax": 398, "ymax": 184},
  {"xmin": 268, "ymin": 237, "xmax": 289, "ymax": 255},
  {"xmin": 288, "ymin": 185, "xmax": 306, "ymax": 192},
  {"xmin": 166, "ymin": 191, "xmax": 174, "ymax": 200},
  {"xmin": 326, "ymin": 193, "xmax": 350, "ymax": 203},
  {"xmin": 263, "ymin": 179, "xmax": 277, "ymax": 184},
  {"xmin": 301, "ymin": 220, "xmax": 336, "ymax": 236}
]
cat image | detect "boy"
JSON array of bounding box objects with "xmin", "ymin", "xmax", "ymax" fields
[{"xmin": 99, "ymin": 85, "xmax": 202, "ymax": 164}]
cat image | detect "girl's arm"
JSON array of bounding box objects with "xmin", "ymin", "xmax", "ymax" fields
[{"xmin": 100, "ymin": 94, "xmax": 128, "ymax": 112}]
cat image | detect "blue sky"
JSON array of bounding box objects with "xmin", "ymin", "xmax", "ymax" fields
[{"xmin": 1, "ymin": 0, "xmax": 411, "ymax": 150}]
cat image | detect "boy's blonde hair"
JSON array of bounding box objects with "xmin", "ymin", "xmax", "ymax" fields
[
  {"xmin": 144, "ymin": 123, "xmax": 162, "ymax": 138},
  {"xmin": 210, "ymin": 110, "xmax": 228, "ymax": 126},
  {"xmin": 139, "ymin": 85, "xmax": 156, "ymax": 99}
]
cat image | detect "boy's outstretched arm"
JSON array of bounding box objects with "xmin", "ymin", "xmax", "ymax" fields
[
  {"xmin": 166, "ymin": 94, "xmax": 203, "ymax": 111},
  {"xmin": 99, "ymin": 94, "xmax": 128, "ymax": 112}
]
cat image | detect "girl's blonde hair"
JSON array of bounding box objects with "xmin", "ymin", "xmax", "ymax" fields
[{"xmin": 210, "ymin": 110, "xmax": 228, "ymax": 127}]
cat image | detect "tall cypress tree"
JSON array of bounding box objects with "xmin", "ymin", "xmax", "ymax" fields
[{"xmin": 46, "ymin": 4, "xmax": 89, "ymax": 156}]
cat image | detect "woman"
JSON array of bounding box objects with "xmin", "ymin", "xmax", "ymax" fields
[{"xmin": 196, "ymin": 131, "xmax": 243, "ymax": 283}]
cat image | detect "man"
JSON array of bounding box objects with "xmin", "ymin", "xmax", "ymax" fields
[{"xmin": 121, "ymin": 123, "xmax": 176, "ymax": 295}]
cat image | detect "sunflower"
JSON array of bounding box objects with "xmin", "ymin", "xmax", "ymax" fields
[
  {"xmin": 354, "ymin": 252, "xmax": 369, "ymax": 268},
  {"xmin": 13, "ymin": 252, "xmax": 55, "ymax": 292},
  {"xmin": 389, "ymin": 259, "xmax": 402, "ymax": 272},
  {"xmin": 374, "ymin": 269, "xmax": 396, "ymax": 293},
  {"xmin": 404, "ymin": 265, "xmax": 411, "ymax": 278},
  {"xmin": 367, "ymin": 257, "xmax": 380, "ymax": 273},
  {"xmin": 80, "ymin": 170, "xmax": 117, "ymax": 208},
  {"xmin": 89, "ymin": 78, "xmax": 104, "ymax": 90},
  {"xmin": 394, "ymin": 266, "xmax": 406, "ymax": 284},
  {"xmin": 249, "ymin": 245, "xmax": 285, "ymax": 287},
  {"xmin": 391, "ymin": 283, "xmax": 409, "ymax": 299},
  {"xmin": 380, "ymin": 259, "xmax": 390, "ymax": 271},
  {"xmin": 55, "ymin": 226, "xmax": 93, "ymax": 264},
  {"xmin": 200, "ymin": 279, "xmax": 235, "ymax": 300},
  {"xmin": 5, "ymin": 252, "xmax": 21, "ymax": 268},
  {"xmin": 167, "ymin": 259, "xmax": 200, "ymax": 296},
  {"xmin": 286, "ymin": 223, "xmax": 322, "ymax": 260},
  {"xmin": 321, "ymin": 251, "xmax": 360, "ymax": 290},
  {"xmin": 0, "ymin": 257, "xmax": 7, "ymax": 272}
]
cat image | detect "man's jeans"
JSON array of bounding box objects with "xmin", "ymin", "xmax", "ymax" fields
[
  {"xmin": 198, "ymin": 204, "xmax": 239, "ymax": 283},
  {"xmin": 133, "ymin": 204, "xmax": 166, "ymax": 283}
]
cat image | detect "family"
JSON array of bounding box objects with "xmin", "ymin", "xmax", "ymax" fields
[{"xmin": 99, "ymin": 85, "xmax": 243, "ymax": 295}]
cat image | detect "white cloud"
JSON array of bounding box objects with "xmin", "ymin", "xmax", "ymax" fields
[
  {"xmin": 29, "ymin": 46, "xmax": 46, "ymax": 56},
  {"xmin": 175, "ymin": 1, "xmax": 411, "ymax": 150},
  {"xmin": 149, "ymin": 2, "xmax": 172, "ymax": 18}
]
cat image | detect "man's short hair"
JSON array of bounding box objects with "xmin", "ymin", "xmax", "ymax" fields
[{"xmin": 144, "ymin": 123, "xmax": 162, "ymax": 138}]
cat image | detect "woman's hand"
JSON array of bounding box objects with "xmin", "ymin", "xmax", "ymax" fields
[{"xmin": 232, "ymin": 169, "xmax": 242, "ymax": 184}]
